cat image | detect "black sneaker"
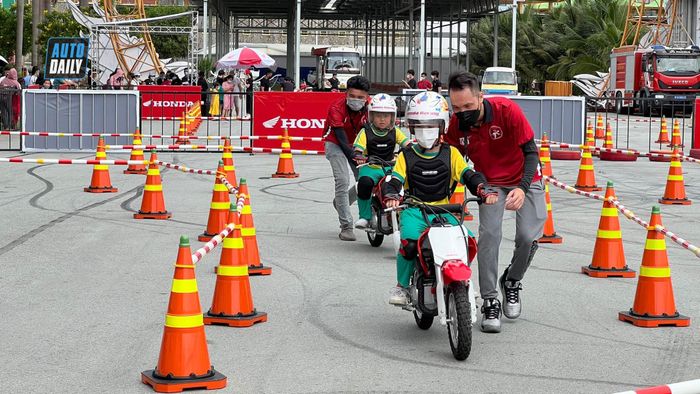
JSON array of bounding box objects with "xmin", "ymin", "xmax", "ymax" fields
[
  {"xmin": 499, "ymin": 269, "xmax": 522, "ymax": 319},
  {"xmin": 480, "ymin": 298, "xmax": 502, "ymax": 333}
]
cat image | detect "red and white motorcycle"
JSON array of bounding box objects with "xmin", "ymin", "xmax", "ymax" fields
[{"xmin": 386, "ymin": 198, "xmax": 479, "ymax": 360}]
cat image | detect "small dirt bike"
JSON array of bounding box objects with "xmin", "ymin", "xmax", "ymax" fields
[
  {"xmin": 357, "ymin": 156, "xmax": 400, "ymax": 248},
  {"xmin": 386, "ymin": 198, "xmax": 479, "ymax": 360}
]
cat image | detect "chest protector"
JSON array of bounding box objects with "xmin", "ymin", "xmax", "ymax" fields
[
  {"xmin": 366, "ymin": 126, "xmax": 397, "ymax": 162},
  {"xmin": 404, "ymin": 144, "xmax": 452, "ymax": 202}
]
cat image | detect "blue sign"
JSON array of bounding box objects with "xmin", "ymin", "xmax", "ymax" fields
[{"xmin": 45, "ymin": 37, "xmax": 90, "ymax": 79}]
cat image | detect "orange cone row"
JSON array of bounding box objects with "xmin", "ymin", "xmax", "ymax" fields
[
  {"xmin": 619, "ymin": 206, "xmax": 690, "ymax": 327},
  {"xmin": 668, "ymin": 119, "xmax": 683, "ymax": 148},
  {"xmin": 581, "ymin": 181, "xmax": 634, "ymax": 277},
  {"xmin": 221, "ymin": 139, "xmax": 238, "ymax": 190},
  {"xmin": 85, "ymin": 137, "xmax": 118, "ymax": 193},
  {"xmin": 538, "ymin": 183, "xmax": 562, "ymax": 244},
  {"xmin": 594, "ymin": 114, "xmax": 605, "ymax": 140},
  {"xmin": 655, "ymin": 116, "xmax": 670, "ymax": 144}
]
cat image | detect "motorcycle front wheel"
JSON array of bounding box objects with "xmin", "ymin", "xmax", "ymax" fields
[{"xmin": 446, "ymin": 282, "xmax": 472, "ymax": 361}]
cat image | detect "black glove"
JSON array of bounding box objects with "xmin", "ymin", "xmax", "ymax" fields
[{"xmin": 476, "ymin": 183, "xmax": 498, "ymax": 202}]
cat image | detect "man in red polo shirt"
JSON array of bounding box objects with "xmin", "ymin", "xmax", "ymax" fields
[
  {"xmin": 444, "ymin": 71, "xmax": 546, "ymax": 334},
  {"xmin": 324, "ymin": 75, "xmax": 370, "ymax": 241}
]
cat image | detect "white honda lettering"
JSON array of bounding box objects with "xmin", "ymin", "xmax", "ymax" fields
[
  {"xmin": 280, "ymin": 118, "xmax": 296, "ymax": 129},
  {"xmin": 296, "ymin": 119, "xmax": 311, "ymax": 128}
]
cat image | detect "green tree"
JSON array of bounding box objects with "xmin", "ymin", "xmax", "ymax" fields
[
  {"xmin": 0, "ymin": 4, "xmax": 33, "ymax": 61},
  {"xmin": 38, "ymin": 11, "xmax": 88, "ymax": 63}
]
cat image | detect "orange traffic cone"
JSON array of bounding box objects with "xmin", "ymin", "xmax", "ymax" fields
[
  {"xmin": 540, "ymin": 134, "xmax": 554, "ymax": 178},
  {"xmin": 667, "ymin": 119, "xmax": 683, "ymax": 148},
  {"xmin": 222, "ymin": 139, "xmax": 238, "ymax": 190},
  {"xmin": 84, "ymin": 137, "xmax": 118, "ymax": 193},
  {"xmin": 238, "ymin": 179, "xmax": 272, "ymax": 275},
  {"xmin": 585, "ymin": 123, "xmax": 596, "ymax": 149},
  {"xmin": 198, "ymin": 161, "xmax": 232, "ymax": 242},
  {"xmin": 124, "ymin": 129, "xmax": 147, "ymax": 175},
  {"xmin": 448, "ymin": 183, "xmax": 473, "ymax": 221},
  {"xmin": 594, "ymin": 114, "xmax": 605, "ymax": 140},
  {"xmin": 538, "ymin": 183, "xmax": 562, "ymax": 244},
  {"xmin": 134, "ymin": 151, "xmax": 172, "ymax": 220},
  {"xmin": 582, "ymin": 181, "xmax": 635, "ymax": 277},
  {"xmin": 176, "ymin": 118, "xmax": 189, "ymax": 145},
  {"xmin": 618, "ymin": 207, "xmax": 690, "ymax": 327},
  {"xmin": 141, "ymin": 236, "xmax": 227, "ymax": 392},
  {"xmin": 574, "ymin": 146, "xmax": 602, "ymax": 191},
  {"xmin": 272, "ymin": 129, "xmax": 300, "ymax": 178},
  {"xmin": 603, "ymin": 122, "xmax": 614, "ymax": 149},
  {"xmin": 204, "ymin": 205, "xmax": 267, "ymax": 327},
  {"xmin": 659, "ymin": 148, "xmax": 692, "ymax": 205},
  {"xmin": 655, "ymin": 116, "xmax": 670, "ymax": 144}
]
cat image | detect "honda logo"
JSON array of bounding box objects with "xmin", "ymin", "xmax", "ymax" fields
[
  {"xmin": 143, "ymin": 100, "xmax": 196, "ymax": 108},
  {"xmin": 262, "ymin": 116, "xmax": 326, "ymax": 129}
]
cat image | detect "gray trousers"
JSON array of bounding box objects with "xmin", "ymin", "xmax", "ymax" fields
[
  {"xmin": 325, "ymin": 142, "xmax": 358, "ymax": 230},
  {"xmin": 477, "ymin": 180, "xmax": 547, "ymax": 300}
]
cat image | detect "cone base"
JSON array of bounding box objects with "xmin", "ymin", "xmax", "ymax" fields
[
  {"xmin": 204, "ymin": 310, "xmax": 268, "ymax": 327},
  {"xmin": 618, "ymin": 310, "xmax": 690, "ymax": 328},
  {"xmin": 124, "ymin": 169, "xmax": 147, "ymax": 175},
  {"xmin": 463, "ymin": 212, "xmax": 474, "ymax": 221},
  {"xmin": 248, "ymin": 265, "xmax": 272, "ymax": 276},
  {"xmin": 539, "ymin": 234, "xmax": 563, "ymax": 244},
  {"xmin": 134, "ymin": 211, "xmax": 172, "ymax": 220},
  {"xmin": 659, "ymin": 198, "xmax": 692, "ymax": 205},
  {"xmin": 654, "ymin": 139, "xmax": 671, "ymax": 144},
  {"xmin": 666, "ymin": 143, "xmax": 684, "ymax": 148},
  {"xmin": 574, "ymin": 185, "xmax": 603, "ymax": 192},
  {"xmin": 599, "ymin": 151, "xmax": 638, "ymax": 161},
  {"xmin": 550, "ymin": 150, "xmax": 580, "ymax": 160},
  {"xmin": 649, "ymin": 150, "xmax": 673, "ymax": 162},
  {"xmin": 581, "ymin": 265, "xmax": 635, "ymax": 278},
  {"xmin": 198, "ymin": 233, "xmax": 216, "ymax": 242},
  {"xmin": 141, "ymin": 369, "xmax": 227, "ymax": 393},
  {"xmin": 272, "ymin": 172, "xmax": 300, "ymax": 178},
  {"xmin": 84, "ymin": 186, "xmax": 118, "ymax": 193}
]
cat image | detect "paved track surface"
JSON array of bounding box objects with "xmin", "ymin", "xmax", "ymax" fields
[{"xmin": 0, "ymin": 116, "xmax": 699, "ymax": 393}]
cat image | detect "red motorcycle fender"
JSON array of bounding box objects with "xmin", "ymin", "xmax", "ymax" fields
[{"xmin": 442, "ymin": 260, "xmax": 472, "ymax": 286}]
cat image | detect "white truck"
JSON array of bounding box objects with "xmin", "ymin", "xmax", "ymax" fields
[
  {"xmin": 480, "ymin": 67, "xmax": 520, "ymax": 95},
  {"xmin": 307, "ymin": 46, "xmax": 363, "ymax": 90}
]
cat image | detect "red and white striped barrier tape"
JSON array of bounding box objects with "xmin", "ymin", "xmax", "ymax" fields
[
  {"xmin": 544, "ymin": 176, "xmax": 700, "ymax": 258},
  {"xmin": 107, "ymin": 144, "xmax": 223, "ymax": 150},
  {"xmin": 0, "ymin": 157, "xmax": 148, "ymax": 166},
  {"xmin": 537, "ymin": 139, "xmax": 700, "ymax": 162},
  {"xmin": 235, "ymin": 146, "xmax": 324, "ymax": 155},
  {"xmin": 218, "ymin": 175, "xmax": 240, "ymax": 196},
  {"xmin": 191, "ymin": 222, "xmax": 236, "ymax": 264},
  {"xmin": 156, "ymin": 161, "xmax": 216, "ymax": 176},
  {"xmin": 615, "ymin": 378, "xmax": 700, "ymax": 394},
  {"xmin": 1, "ymin": 130, "xmax": 325, "ymax": 142}
]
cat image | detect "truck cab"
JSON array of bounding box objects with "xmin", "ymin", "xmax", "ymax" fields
[
  {"xmin": 307, "ymin": 47, "xmax": 363, "ymax": 90},
  {"xmin": 480, "ymin": 67, "xmax": 519, "ymax": 95}
]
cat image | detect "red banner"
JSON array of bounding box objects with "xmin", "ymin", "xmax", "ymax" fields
[
  {"xmin": 252, "ymin": 91, "xmax": 344, "ymax": 150},
  {"xmin": 138, "ymin": 85, "xmax": 201, "ymax": 119}
]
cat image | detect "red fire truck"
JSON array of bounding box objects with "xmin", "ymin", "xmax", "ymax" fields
[{"xmin": 609, "ymin": 45, "xmax": 700, "ymax": 115}]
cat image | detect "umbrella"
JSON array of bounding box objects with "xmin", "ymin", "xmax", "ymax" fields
[{"xmin": 216, "ymin": 47, "xmax": 275, "ymax": 69}]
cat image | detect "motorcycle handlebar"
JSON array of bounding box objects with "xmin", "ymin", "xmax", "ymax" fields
[{"xmin": 383, "ymin": 197, "xmax": 482, "ymax": 213}]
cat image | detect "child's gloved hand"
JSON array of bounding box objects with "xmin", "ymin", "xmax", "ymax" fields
[
  {"xmin": 353, "ymin": 153, "xmax": 367, "ymax": 165},
  {"xmin": 477, "ymin": 183, "xmax": 499, "ymax": 205}
]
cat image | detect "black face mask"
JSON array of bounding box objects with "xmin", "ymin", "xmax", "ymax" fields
[{"xmin": 456, "ymin": 108, "xmax": 480, "ymax": 131}]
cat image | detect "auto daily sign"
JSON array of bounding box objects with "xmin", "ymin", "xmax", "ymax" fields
[{"xmin": 45, "ymin": 37, "xmax": 89, "ymax": 79}]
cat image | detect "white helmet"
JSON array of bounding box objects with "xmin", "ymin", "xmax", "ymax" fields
[
  {"xmin": 405, "ymin": 91, "xmax": 450, "ymax": 149},
  {"xmin": 368, "ymin": 93, "xmax": 397, "ymax": 127}
]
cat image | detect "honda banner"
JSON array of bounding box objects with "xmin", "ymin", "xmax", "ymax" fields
[
  {"xmin": 138, "ymin": 85, "xmax": 201, "ymax": 119},
  {"xmin": 253, "ymin": 91, "xmax": 344, "ymax": 151}
]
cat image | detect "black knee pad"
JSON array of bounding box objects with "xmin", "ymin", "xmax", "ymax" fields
[
  {"xmin": 357, "ymin": 176, "xmax": 375, "ymax": 200},
  {"xmin": 400, "ymin": 239, "xmax": 418, "ymax": 260}
]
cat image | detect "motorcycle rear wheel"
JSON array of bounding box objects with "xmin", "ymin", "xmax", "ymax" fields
[{"xmin": 446, "ymin": 282, "xmax": 472, "ymax": 361}]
